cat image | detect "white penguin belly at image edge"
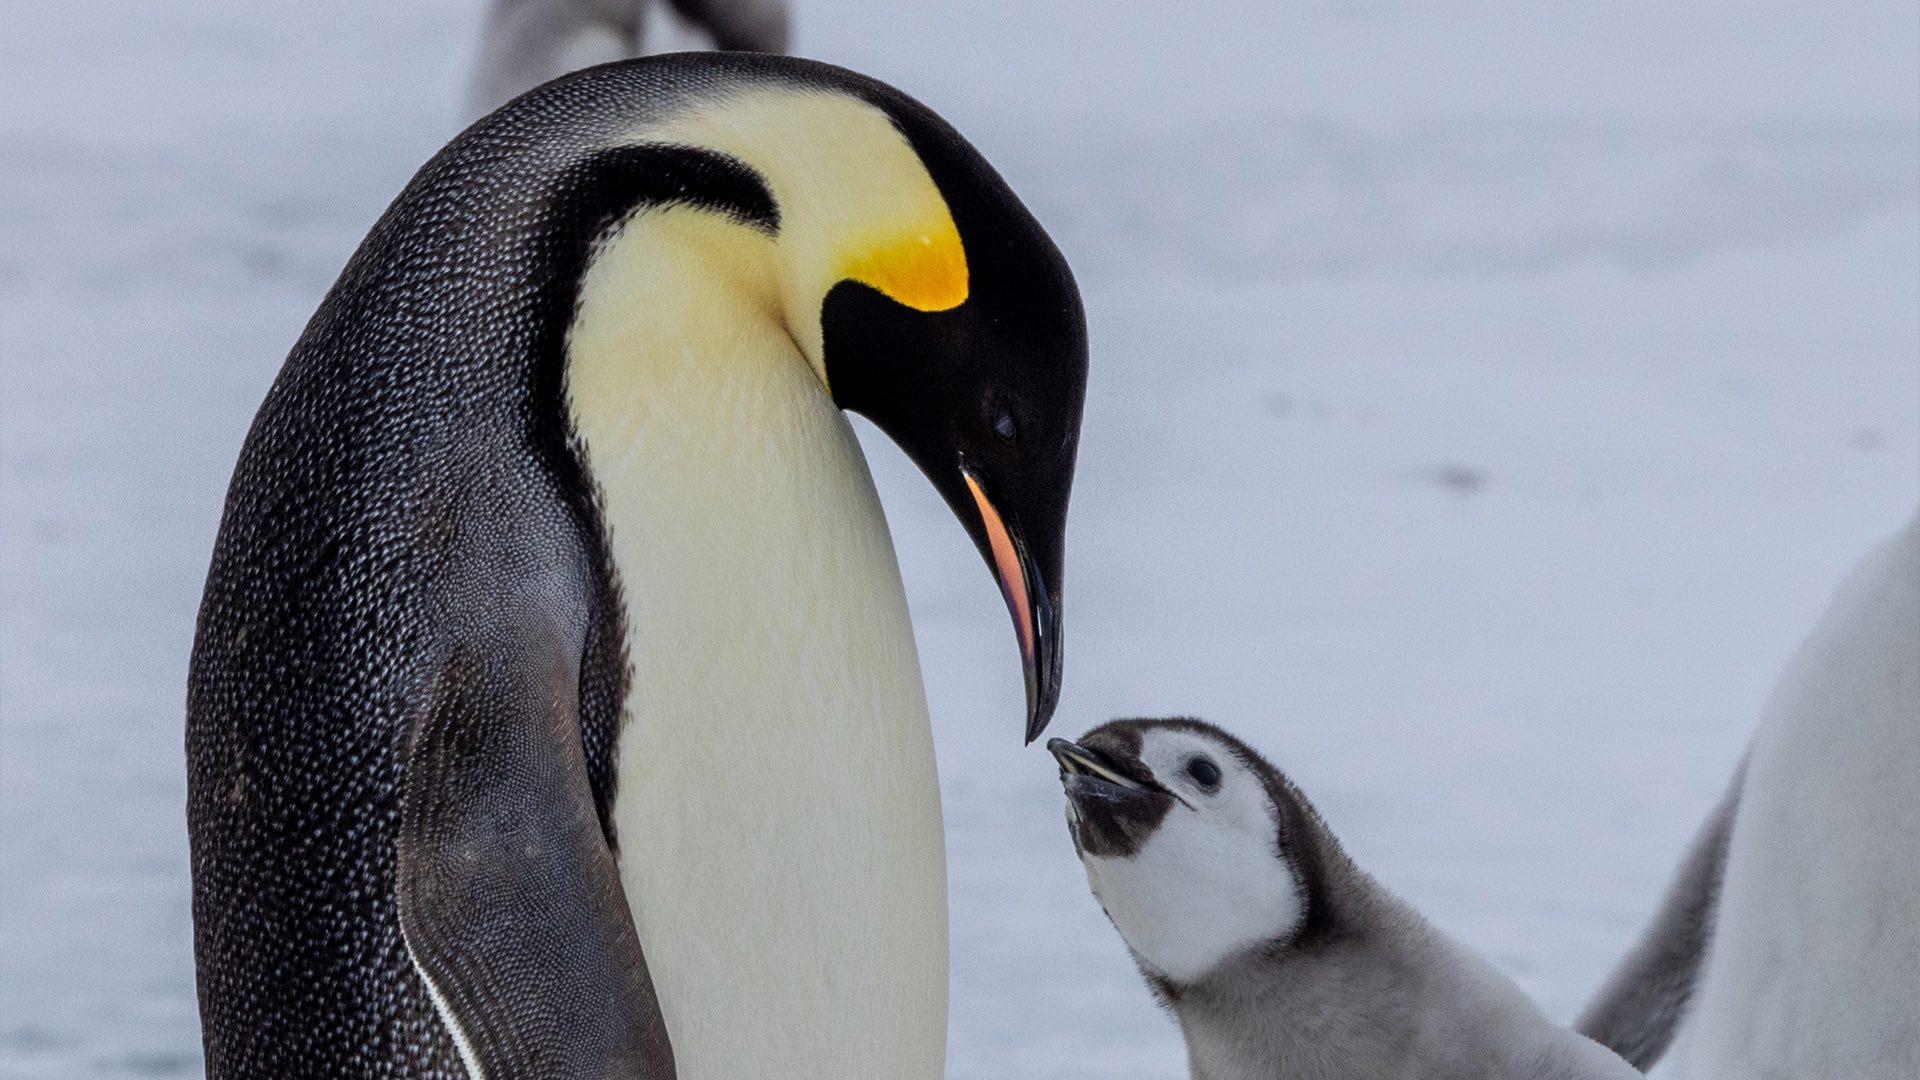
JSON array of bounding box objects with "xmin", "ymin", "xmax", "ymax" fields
[
  {"xmin": 1579, "ymin": 512, "xmax": 1920, "ymax": 1077},
  {"xmin": 185, "ymin": 54, "xmax": 1086, "ymax": 1079}
]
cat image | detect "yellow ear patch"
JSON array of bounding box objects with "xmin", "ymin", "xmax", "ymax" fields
[
  {"xmin": 634, "ymin": 85, "xmax": 973, "ymax": 365},
  {"xmin": 840, "ymin": 221, "xmax": 969, "ymax": 313}
]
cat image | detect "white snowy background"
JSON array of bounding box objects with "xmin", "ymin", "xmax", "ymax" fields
[{"xmin": 2, "ymin": 1, "xmax": 1916, "ymax": 1076}]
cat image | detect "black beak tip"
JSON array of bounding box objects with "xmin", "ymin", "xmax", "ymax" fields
[
  {"xmin": 1021, "ymin": 593, "xmax": 1062, "ymax": 745},
  {"xmin": 1024, "ymin": 703, "xmax": 1053, "ymax": 745},
  {"xmin": 1023, "ymin": 662, "xmax": 1060, "ymax": 743}
]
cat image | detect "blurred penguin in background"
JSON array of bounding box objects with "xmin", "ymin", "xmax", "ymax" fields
[{"xmin": 466, "ymin": 0, "xmax": 789, "ymax": 116}]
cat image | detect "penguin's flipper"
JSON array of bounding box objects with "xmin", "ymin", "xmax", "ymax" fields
[
  {"xmin": 396, "ymin": 623, "xmax": 673, "ymax": 1079},
  {"xmin": 1575, "ymin": 758, "xmax": 1746, "ymax": 1070}
]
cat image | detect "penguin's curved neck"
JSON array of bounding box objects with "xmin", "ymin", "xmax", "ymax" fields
[{"xmin": 563, "ymin": 202, "xmax": 949, "ymax": 1080}]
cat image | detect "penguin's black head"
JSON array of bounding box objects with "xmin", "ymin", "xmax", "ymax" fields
[
  {"xmin": 535, "ymin": 57, "xmax": 1086, "ymax": 742},
  {"xmin": 817, "ymin": 82, "xmax": 1088, "ymax": 743}
]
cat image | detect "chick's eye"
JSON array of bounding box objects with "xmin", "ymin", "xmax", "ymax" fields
[
  {"xmin": 1186, "ymin": 757, "xmax": 1221, "ymax": 790},
  {"xmin": 993, "ymin": 412, "xmax": 1017, "ymax": 441}
]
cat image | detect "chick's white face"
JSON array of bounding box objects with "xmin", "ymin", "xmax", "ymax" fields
[{"xmin": 1072, "ymin": 727, "xmax": 1306, "ymax": 985}]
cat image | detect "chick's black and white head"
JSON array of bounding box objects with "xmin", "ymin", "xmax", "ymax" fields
[{"xmin": 1048, "ymin": 719, "xmax": 1324, "ymax": 986}]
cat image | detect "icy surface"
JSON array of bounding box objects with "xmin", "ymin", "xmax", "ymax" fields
[{"xmin": 1, "ymin": 1, "xmax": 1915, "ymax": 1076}]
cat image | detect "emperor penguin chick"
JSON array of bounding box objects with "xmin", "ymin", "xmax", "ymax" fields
[{"xmin": 1049, "ymin": 719, "xmax": 1638, "ymax": 1080}]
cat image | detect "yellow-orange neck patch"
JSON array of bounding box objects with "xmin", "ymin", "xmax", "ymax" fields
[
  {"xmin": 634, "ymin": 86, "xmax": 973, "ymax": 370},
  {"xmin": 840, "ymin": 222, "xmax": 969, "ymax": 313}
]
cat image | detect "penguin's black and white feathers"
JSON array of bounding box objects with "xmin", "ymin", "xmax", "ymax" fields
[{"xmin": 189, "ymin": 53, "xmax": 1087, "ymax": 1078}]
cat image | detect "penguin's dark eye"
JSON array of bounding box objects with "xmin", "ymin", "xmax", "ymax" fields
[
  {"xmin": 993, "ymin": 412, "xmax": 1018, "ymax": 442},
  {"xmin": 1186, "ymin": 757, "xmax": 1222, "ymax": 790}
]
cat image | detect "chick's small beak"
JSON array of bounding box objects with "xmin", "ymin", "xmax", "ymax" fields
[
  {"xmin": 964, "ymin": 470, "xmax": 1061, "ymax": 743},
  {"xmin": 1047, "ymin": 737, "xmax": 1092, "ymax": 776},
  {"xmin": 1046, "ymin": 738, "xmax": 1141, "ymax": 790}
]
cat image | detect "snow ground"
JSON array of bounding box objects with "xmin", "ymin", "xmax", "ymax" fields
[{"xmin": 1, "ymin": 1, "xmax": 1915, "ymax": 1076}]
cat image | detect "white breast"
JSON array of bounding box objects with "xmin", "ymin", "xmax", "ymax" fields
[
  {"xmin": 566, "ymin": 207, "xmax": 948, "ymax": 1080},
  {"xmin": 1666, "ymin": 514, "xmax": 1920, "ymax": 1079}
]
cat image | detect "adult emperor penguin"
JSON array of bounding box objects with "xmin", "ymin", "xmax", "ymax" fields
[
  {"xmin": 187, "ymin": 54, "xmax": 1086, "ymax": 1079},
  {"xmin": 1578, "ymin": 512, "xmax": 1920, "ymax": 1077},
  {"xmin": 1049, "ymin": 719, "xmax": 1641, "ymax": 1080}
]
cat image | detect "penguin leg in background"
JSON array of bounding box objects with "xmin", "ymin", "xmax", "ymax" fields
[
  {"xmin": 467, "ymin": 0, "xmax": 639, "ymax": 118},
  {"xmin": 1574, "ymin": 758, "xmax": 1744, "ymax": 1070},
  {"xmin": 663, "ymin": 0, "xmax": 788, "ymax": 51},
  {"xmin": 395, "ymin": 614, "xmax": 672, "ymax": 1078},
  {"xmin": 466, "ymin": 0, "xmax": 789, "ymax": 118}
]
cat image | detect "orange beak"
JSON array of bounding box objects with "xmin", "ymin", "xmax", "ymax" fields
[
  {"xmin": 962, "ymin": 468, "xmax": 1062, "ymax": 741},
  {"xmin": 965, "ymin": 470, "xmax": 1036, "ymax": 669}
]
